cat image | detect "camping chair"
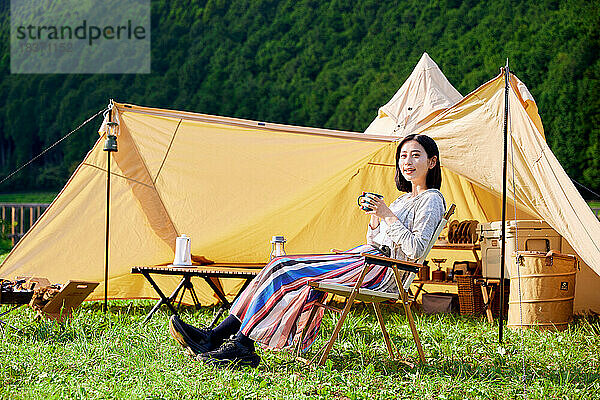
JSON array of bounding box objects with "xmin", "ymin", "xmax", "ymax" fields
[{"xmin": 297, "ymin": 204, "xmax": 455, "ymax": 366}]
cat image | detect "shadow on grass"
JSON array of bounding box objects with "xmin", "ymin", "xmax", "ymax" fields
[
  {"xmin": 293, "ymin": 304, "xmax": 600, "ymax": 388},
  {"xmin": 1, "ymin": 300, "xmax": 223, "ymax": 344},
  {"xmin": 80, "ymin": 300, "xmax": 210, "ymax": 316}
]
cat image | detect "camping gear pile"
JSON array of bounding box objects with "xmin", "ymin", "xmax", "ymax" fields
[
  {"xmin": 0, "ymin": 278, "xmax": 98, "ymax": 322},
  {"xmin": 29, "ymin": 283, "xmax": 63, "ymax": 315}
]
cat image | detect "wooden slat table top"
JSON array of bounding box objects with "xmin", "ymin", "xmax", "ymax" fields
[
  {"xmin": 412, "ymin": 279, "xmax": 458, "ymax": 286},
  {"xmin": 432, "ymin": 243, "xmax": 481, "ymax": 250},
  {"xmin": 131, "ymin": 263, "xmax": 265, "ymax": 278}
]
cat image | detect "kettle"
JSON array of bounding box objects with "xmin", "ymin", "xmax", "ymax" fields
[
  {"xmin": 173, "ymin": 234, "xmax": 192, "ymax": 266},
  {"xmin": 432, "ymin": 268, "xmax": 446, "ymax": 282}
]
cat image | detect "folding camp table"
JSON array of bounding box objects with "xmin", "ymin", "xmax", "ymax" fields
[{"xmin": 131, "ymin": 263, "xmax": 265, "ymax": 325}]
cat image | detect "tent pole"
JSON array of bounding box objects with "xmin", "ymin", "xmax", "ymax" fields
[
  {"xmin": 499, "ymin": 59, "xmax": 510, "ymax": 343},
  {"xmin": 104, "ymin": 146, "xmax": 110, "ymax": 312},
  {"xmin": 103, "ymin": 100, "xmax": 118, "ymax": 313}
]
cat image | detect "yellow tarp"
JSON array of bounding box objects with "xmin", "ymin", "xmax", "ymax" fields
[
  {"xmin": 1, "ymin": 63, "xmax": 598, "ymax": 313},
  {"xmin": 0, "ymin": 106, "xmax": 398, "ymax": 305},
  {"xmin": 363, "ymin": 52, "xmax": 537, "ymax": 284}
]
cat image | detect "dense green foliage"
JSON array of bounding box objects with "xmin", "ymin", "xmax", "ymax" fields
[
  {"xmin": 1, "ymin": 301, "xmax": 599, "ymax": 399},
  {"xmin": 0, "ymin": 0, "xmax": 598, "ymax": 196}
]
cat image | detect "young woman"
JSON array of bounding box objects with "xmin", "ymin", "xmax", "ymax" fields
[{"xmin": 169, "ymin": 134, "xmax": 446, "ymax": 368}]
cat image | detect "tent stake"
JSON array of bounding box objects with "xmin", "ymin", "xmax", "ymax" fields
[{"xmin": 499, "ymin": 59, "xmax": 510, "ymax": 343}]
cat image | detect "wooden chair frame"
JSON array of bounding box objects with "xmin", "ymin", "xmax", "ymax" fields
[{"xmin": 296, "ymin": 204, "xmax": 455, "ymax": 366}]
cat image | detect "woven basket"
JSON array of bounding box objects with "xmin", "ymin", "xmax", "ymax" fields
[{"xmin": 457, "ymin": 275, "xmax": 484, "ymax": 315}]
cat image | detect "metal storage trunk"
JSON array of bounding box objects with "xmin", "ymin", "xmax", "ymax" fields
[{"xmin": 478, "ymin": 220, "xmax": 562, "ymax": 279}]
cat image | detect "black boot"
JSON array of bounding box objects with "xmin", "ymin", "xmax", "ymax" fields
[
  {"xmin": 169, "ymin": 314, "xmax": 242, "ymax": 356},
  {"xmin": 197, "ymin": 332, "xmax": 260, "ymax": 368},
  {"xmin": 169, "ymin": 315, "xmax": 220, "ymax": 354},
  {"xmin": 211, "ymin": 314, "xmax": 242, "ymax": 342}
]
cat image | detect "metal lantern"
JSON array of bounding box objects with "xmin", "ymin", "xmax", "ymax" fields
[{"xmin": 103, "ymin": 121, "xmax": 119, "ymax": 152}]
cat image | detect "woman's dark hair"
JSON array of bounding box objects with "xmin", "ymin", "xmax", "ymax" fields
[{"xmin": 394, "ymin": 134, "xmax": 442, "ymax": 192}]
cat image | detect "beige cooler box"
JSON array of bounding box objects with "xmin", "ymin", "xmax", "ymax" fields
[{"xmin": 478, "ymin": 220, "xmax": 563, "ymax": 279}]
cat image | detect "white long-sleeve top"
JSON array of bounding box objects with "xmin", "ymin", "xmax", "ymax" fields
[{"xmin": 366, "ymin": 189, "xmax": 446, "ymax": 261}]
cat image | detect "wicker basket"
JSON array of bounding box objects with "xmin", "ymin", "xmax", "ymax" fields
[{"xmin": 457, "ymin": 275, "xmax": 484, "ymax": 315}]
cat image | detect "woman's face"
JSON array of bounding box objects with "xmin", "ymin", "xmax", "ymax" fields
[{"xmin": 398, "ymin": 140, "xmax": 436, "ymax": 187}]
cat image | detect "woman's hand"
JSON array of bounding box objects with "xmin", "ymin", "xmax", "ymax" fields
[{"xmin": 362, "ymin": 195, "xmax": 396, "ymax": 219}]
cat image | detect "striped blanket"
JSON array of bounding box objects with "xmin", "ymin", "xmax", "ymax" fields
[{"xmin": 230, "ymin": 244, "xmax": 396, "ymax": 351}]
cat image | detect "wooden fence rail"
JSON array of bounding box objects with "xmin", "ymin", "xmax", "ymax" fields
[{"xmin": 0, "ymin": 203, "xmax": 50, "ymax": 245}]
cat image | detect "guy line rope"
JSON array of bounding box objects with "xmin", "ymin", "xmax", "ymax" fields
[{"xmin": 0, "ymin": 107, "xmax": 107, "ymax": 187}]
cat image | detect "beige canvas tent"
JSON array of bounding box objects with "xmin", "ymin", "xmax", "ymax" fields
[
  {"xmin": 364, "ymin": 52, "xmax": 463, "ymax": 136},
  {"xmin": 362, "ymin": 53, "xmax": 537, "ymax": 257},
  {"xmin": 1, "ymin": 59, "xmax": 598, "ymax": 313},
  {"xmin": 363, "ymin": 53, "xmax": 534, "ymax": 223}
]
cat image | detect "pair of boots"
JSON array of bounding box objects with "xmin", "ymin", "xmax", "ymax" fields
[{"xmin": 168, "ymin": 314, "xmax": 260, "ymax": 368}]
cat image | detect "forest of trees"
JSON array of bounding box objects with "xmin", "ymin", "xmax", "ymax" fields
[{"xmin": 0, "ymin": 0, "xmax": 598, "ymax": 198}]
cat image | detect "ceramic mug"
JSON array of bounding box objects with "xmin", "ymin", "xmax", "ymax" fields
[{"xmin": 357, "ymin": 192, "xmax": 383, "ymax": 212}]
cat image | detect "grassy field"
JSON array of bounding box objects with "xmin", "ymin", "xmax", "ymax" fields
[
  {"xmin": 0, "ymin": 193, "xmax": 598, "ymax": 399},
  {"xmin": 0, "ymin": 301, "xmax": 598, "ymax": 400}
]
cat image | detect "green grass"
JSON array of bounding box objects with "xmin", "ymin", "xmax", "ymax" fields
[
  {"xmin": 589, "ymin": 201, "xmax": 600, "ymax": 209},
  {"xmin": 0, "ymin": 301, "xmax": 598, "ymax": 400},
  {"xmin": 0, "ymin": 192, "xmax": 58, "ymax": 204}
]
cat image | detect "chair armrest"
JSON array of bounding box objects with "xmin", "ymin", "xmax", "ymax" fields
[{"xmin": 360, "ymin": 253, "xmax": 422, "ymax": 274}]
